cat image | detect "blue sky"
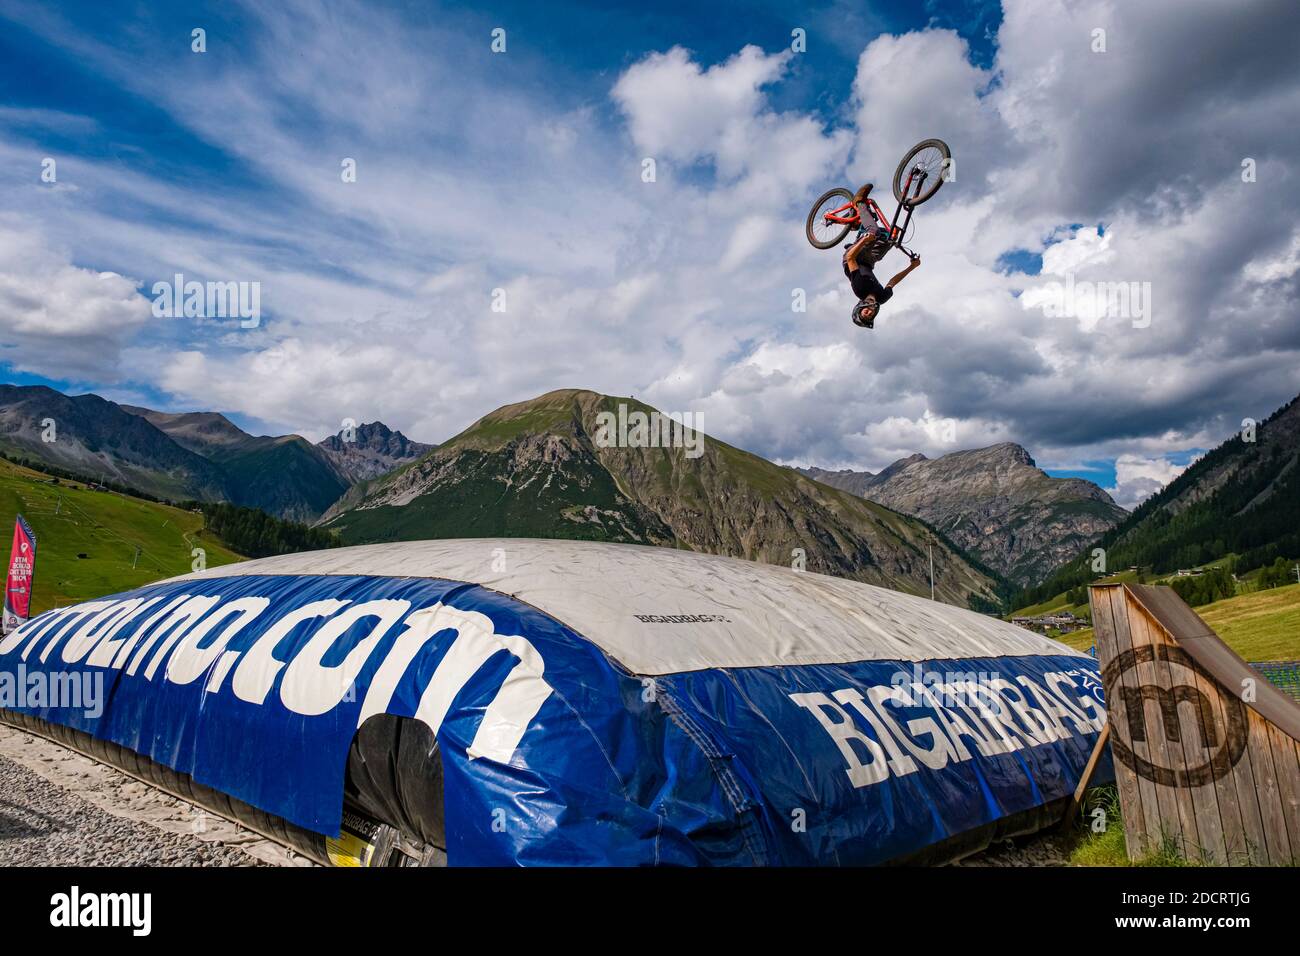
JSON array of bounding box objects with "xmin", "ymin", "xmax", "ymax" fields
[{"xmin": 0, "ymin": 0, "xmax": 1297, "ymax": 509}]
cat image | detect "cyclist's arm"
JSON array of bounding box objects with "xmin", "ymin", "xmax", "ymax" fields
[
  {"xmin": 886, "ymin": 255, "xmax": 921, "ymax": 288},
  {"xmin": 844, "ymin": 232, "xmax": 872, "ymax": 271}
]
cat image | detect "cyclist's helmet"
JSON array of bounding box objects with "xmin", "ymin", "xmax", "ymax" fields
[{"xmin": 852, "ymin": 295, "xmax": 879, "ymax": 328}]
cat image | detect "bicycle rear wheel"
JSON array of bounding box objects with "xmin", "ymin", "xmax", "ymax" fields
[
  {"xmin": 892, "ymin": 139, "xmax": 951, "ymax": 207},
  {"xmin": 805, "ymin": 187, "xmax": 856, "ymax": 249}
]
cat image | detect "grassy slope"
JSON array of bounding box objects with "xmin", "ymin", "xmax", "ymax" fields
[
  {"xmin": 1012, "ymin": 570, "xmax": 1140, "ymax": 618},
  {"xmin": 0, "ymin": 458, "xmax": 243, "ymax": 613},
  {"xmin": 332, "ymin": 448, "xmax": 668, "ymax": 544},
  {"xmin": 0, "ymin": 435, "xmax": 203, "ymax": 503},
  {"xmin": 1010, "ymin": 554, "xmax": 1247, "ymax": 618},
  {"xmin": 1056, "ymin": 581, "xmax": 1300, "ymax": 659}
]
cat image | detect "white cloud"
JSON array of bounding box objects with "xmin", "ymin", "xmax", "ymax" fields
[
  {"xmin": 0, "ymin": 220, "xmax": 153, "ymax": 380},
  {"xmin": 1244, "ymin": 234, "xmax": 1300, "ymax": 284},
  {"xmin": 1038, "ymin": 227, "xmax": 1113, "ymax": 276},
  {"xmin": 850, "ymin": 28, "xmax": 1006, "ymax": 194},
  {"xmin": 612, "ymin": 45, "xmax": 791, "ymax": 164},
  {"xmin": 612, "ymin": 43, "xmax": 849, "ymax": 202},
  {"xmin": 1105, "ymin": 453, "xmax": 1192, "ymax": 509},
  {"xmin": 718, "ymin": 216, "xmax": 778, "ymax": 272}
]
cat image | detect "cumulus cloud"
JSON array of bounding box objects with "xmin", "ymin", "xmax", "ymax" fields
[
  {"xmin": 1106, "ymin": 453, "xmax": 1192, "ymax": 509},
  {"xmin": 613, "ymin": 43, "xmax": 850, "ymax": 201},
  {"xmin": 1038, "ymin": 228, "xmax": 1113, "ymax": 277},
  {"xmin": 850, "ymin": 28, "xmax": 1006, "ymax": 196},
  {"xmin": 0, "ymin": 221, "xmax": 153, "ymax": 380},
  {"xmin": 613, "ymin": 46, "xmax": 791, "ymax": 164}
]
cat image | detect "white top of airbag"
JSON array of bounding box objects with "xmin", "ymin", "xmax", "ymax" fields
[{"xmin": 171, "ymin": 538, "xmax": 1082, "ymax": 675}]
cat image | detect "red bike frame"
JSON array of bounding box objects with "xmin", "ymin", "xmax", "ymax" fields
[{"xmin": 822, "ymin": 166, "xmax": 930, "ymax": 257}]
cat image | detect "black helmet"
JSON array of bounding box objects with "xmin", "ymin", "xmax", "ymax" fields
[{"xmin": 852, "ymin": 296, "xmax": 878, "ymax": 328}]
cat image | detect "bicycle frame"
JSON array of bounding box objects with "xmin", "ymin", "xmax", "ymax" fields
[{"xmin": 822, "ymin": 168, "xmax": 929, "ymax": 258}]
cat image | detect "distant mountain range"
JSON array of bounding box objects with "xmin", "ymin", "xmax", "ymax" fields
[
  {"xmin": 13, "ymin": 380, "xmax": 1212, "ymax": 606},
  {"xmin": 799, "ymin": 443, "xmax": 1128, "ymax": 587},
  {"xmin": 0, "ymin": 384, "xmax": 431, "ymax": 522},
  {"xmin": 120, "ymin": 405, "xmax": 350, "ymax": 521},
  {"xmin": 320, "ymin": 388, "xmax": 1003, "ymax": 606},
  {"xmin": 0, "ymin": 385, "xmax": 230, "ymax": 502},
  {"xmin": 1018, "ymin": 390, "xmax": 1300, "ymax": 607}
]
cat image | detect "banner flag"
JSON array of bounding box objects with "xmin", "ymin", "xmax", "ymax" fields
[{"xmin": 3, "ymin": 515, "xmax": 37, "ymax": 633}]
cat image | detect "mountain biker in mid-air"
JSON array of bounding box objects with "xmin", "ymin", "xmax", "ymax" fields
[
  {"xmin": 842, "ymin": 183, "xmax": 920, "ymax": 329},
  {"xmin": 806, "ymin": 141, "xmax": 951, "ymax": 329}
]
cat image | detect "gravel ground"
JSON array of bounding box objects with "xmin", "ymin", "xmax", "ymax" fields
[
  {"xmin": 0, "ymin": 726, "xmax": 310, "ymax": 867},
  {"xmin": 952, "ymin": 832, "xmax": 1075, "ymax": 866},
  {"xmin": 0, "ymin": 753, "xmax": 264, "ymax": 866}
]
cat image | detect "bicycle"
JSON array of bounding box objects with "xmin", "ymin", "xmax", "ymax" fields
[{"xmin": 804, "ymin": 138, "xmax": 952, "ymax": 256}]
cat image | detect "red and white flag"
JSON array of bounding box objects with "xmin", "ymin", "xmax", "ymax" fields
[{"xmin": 3, "ymin": 515, "xmax": 37, "ymax": 633}]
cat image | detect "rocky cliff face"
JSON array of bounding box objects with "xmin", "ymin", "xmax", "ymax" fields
[
  {"xmin": 800, "ymin": 443, "xmax": 1127, "ymax": 587},
  {"xmin": 317, "ymin": 421, "xmax": 436, "ymax": 482},
  {"xmin": 322, "ymin": 389, "xmax": 1003, "ymax": 607},
  {"xmin": 798, "ymin": 465, "xmax": 877, "ymax": 497}
]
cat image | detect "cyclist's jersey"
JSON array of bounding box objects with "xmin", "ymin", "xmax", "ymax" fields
[{"xmin": 843, "ymin": 249, "xmax": 893, "ymax": 305}]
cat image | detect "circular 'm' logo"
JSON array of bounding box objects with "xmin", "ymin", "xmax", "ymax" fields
[{"xmin": 1101, "ymin": 643, "xmax": 1248, "ymax": 787}]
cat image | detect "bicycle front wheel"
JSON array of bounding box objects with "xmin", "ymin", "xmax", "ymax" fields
[{"xmin": 892, "ymin": 139, "xmax": 951, "ymax": 207}]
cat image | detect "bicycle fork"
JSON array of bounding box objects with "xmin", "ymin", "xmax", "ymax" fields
[{"xmin": 888, "ymin": 170, "xmax": 926, "ymax": 255}]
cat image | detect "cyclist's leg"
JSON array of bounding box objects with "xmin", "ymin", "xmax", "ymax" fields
[
  {"xmin": 854, "ymin": 202, "xmax": 871, "ymax": 236},
  {"xmin": 852, "ymin": 183, "xmax": 874, "ymax": 234}
]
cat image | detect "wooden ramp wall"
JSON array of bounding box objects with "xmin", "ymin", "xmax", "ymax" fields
[{"xmin": 1090, "ymin": 583, "xmax": 1300, "ymax": 864}]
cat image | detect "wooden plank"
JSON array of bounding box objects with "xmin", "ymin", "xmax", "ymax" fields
[
  {"xmin": 1245, "ymin": 709, "xmax": 1293, "ymax": 865},
  {"xmin": 1226, "ymin": 708, "xmax": 1270, "ymax": 864},
  {"xmin": 1089, "ymin": 585, "xmax": 1148, "ymax": 857},
  {"xmin": 1103, "ymin": 585, "xmax": 1165, "ymax": 855},
  {"xmin": 1141, "ymin": 604, "xmax": 1228, "ymax": 863},
  {"xmin": 1183, "ymin": 643, "xmax": 1245, "ymax": 863},
  {"xmin": 1126, "ymin": 601, "xmax": 1200, "ymax": 857},
  {"xmin": 1264, "ymin": 723, "xmax": 1300, "ymax": 860},
  {"xmin": 1114, "ymin": 589, "xmax": 1173, "ymax": 855},
  {"xmin": 1128, "ymin": 585, "xmax": 1266, "ymax": 864},
  {"xmin": 1089, "ymin": 585, "xmax": 1122, "ymax": 662},
  {"xmin": 1090, "ymin": 582, "xmax": 1300, "ymax": 865},
  {"xmin": 1124, "ymin": 582, "xmax": 1300, "ymax": 864},
  {"xmin": 1058, "ymin": 723, "xmax": 1111, "ymax": 834}
]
